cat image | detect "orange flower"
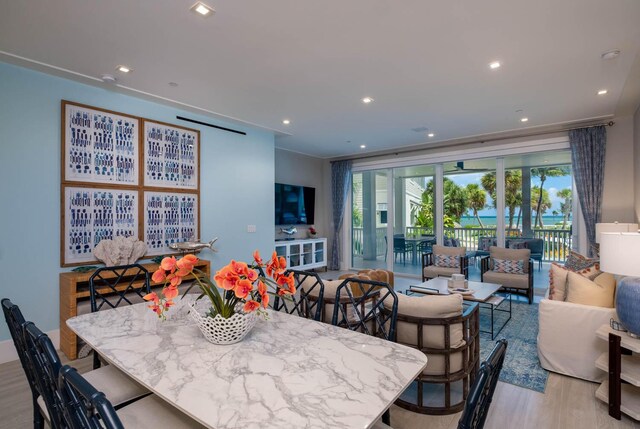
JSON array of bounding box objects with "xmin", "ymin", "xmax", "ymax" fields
[
  {"xmin": 234, "ymin": 279, "xmax": 253, "ymax": 299},
  {"xmin": 230, "ymin": 260, "xmax": 249, "ymax": 277},
  {"xmin": 260, "ymin": 293, "xmax": 270, "ymax": 308},
  {"xmin": 257, "ymin": 280, "xmax": 267, "ymax": 296},
  {"xmin": 151, "ymin": 269, "xmax": 166, "ymax": 284},
  {"xmin": 168, "ymin": 273, "xmax": 183, "ymax": 288},
  {"xmin": 143, "ymin": 292, "xmax": 159, "ymax": 304},
  {"xmin": 177, "ymin": 254, "xmax": 197, "ymax": 272},
  {"xmin": 160, "ymin": 256, "xmax": 177, "ymax": 272},
  {"xmin": 243, "ymin": 300, "xmax": 260, "ymax": 313},
  {"xmin": 214, "ymin": 265, "xmax": 239, "ymax": 290},
  {"xmin": 253, "ymin": 250, "xmax": 263, "ymax": 265},
  {"xmin": 164, "ymin": 286, "xmax": 179, "ymax": 300},
  {"xmin": 149, "ymin": 303, "xmax": 161, "ymax": 314},
  {"xmin": 246, "ymin": 269, "xmax": 258, "ymax": 282},
  {"xmin": 266, "ymin": 251, "xmax": 287, "ymax": 277},
  {"xmin": 164, "ymin": 300, "xmax": 174, "ymax": 309}
]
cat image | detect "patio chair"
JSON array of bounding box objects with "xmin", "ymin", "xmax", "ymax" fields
[
  {"xmin": 393, "ymin": 236, "xmax": 412, "ymax": 265},
  {"xmin": 422, "ymin": 245, "xmax": 469, "ymax": 281},
  {"xmin": 391, "ymin": 293, "xmax": 480, "ymax": 415},
  {"xmin": 480, "ymin": 246, "xmax": 534, "ymax": 304}
]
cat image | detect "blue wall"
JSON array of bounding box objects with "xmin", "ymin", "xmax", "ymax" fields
[{"xmin": 0, "ymin": 62, "xmax": 275, "ymax": 341}]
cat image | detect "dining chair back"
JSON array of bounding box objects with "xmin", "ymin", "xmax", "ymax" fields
[
  {"xmin": 23, "ymin": 322, "xmax": 65, "ymax": 429},
  {"xmin": 2, "ymin": 299, "xmax": 45, "ymax": 429},
  {"xmin": 89, "ymin": 264, "xmax": 150, "ymax": 368},
  {"xmin": 273, "ymin": 270, "xmax": 324, "ymax": 320},
  {"xmin": 58, "ymin": 365, "xmax": 125, "ymax": 429},
  {"xmin": 331, "ymin": 278, "xmax": 398, "ymax": 341},
  {"xmin": 457, "ymin": 339, "xmax": 508, "ymax": 429},
  {"xmin": 88, "ymin": 264, "xmax": 151, "ymax": 313}
]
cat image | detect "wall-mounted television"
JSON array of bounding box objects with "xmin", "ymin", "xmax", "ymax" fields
[{"xmin": 275, "ymin": 183, "xmax": 315, "ymax": 225}]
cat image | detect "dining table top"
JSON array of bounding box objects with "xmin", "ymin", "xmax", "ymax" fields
[{"xmin": 67, "ymin": 297, "xmax": 428, "ymax": 429}]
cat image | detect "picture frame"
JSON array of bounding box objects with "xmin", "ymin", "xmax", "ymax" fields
[
  {"xmin": 62, "ymin": 101, "xmax": 139, "ymax": 185},
  {"xmin": 143, "ymin": 120, "xmax": 200, "ymax": 190},
  {"xmin": 61, "ymin": 185, "xmax": 139, "ymax": 266},
  {"xmin": 143, "ymin": 191, "xmax": 200, "ymax": 256}
]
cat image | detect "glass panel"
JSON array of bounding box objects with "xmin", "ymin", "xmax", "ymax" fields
[
  {"xmin": 314, "ymin": 241, "xmax": 324, "ymax": 263},
  {"xmin": 392, "ymin": 165, "xmax": 436, "ymax": 276},
  {"xmin": 289, "ymin": 244, "xmax": 301, "ymax": 267},
  {"xmin": 351, "ymin": 170, "xmax": 388, "ymax": 270},
  {"xmin": 302, "ymin": 242, "xmax": 313, "ymax": 265},
  {"xmin": 505, "ymin": 150, "xmax": 573, "ymax": 262},
  {"xmin": 443, "ymin": 159, "xmax": 496, "ymax": 253}
]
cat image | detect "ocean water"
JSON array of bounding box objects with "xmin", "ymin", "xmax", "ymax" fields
[{"xmin": 459, "ymin": 215, "xmax": 570, "ymax": 227}]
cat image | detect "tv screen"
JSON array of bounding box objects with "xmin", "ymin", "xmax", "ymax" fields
[{"xmin": 275, "ymin": 183, "xmax": 315, "ymax": 225}]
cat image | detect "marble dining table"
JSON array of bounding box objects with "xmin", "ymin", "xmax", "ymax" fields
[{"xmin": 67, "ymin": 297, "xmax": 428, "ymax": 429}]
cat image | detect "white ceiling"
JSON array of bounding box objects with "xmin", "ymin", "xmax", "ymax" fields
[{"xmin": 1, "ymin": 0, "xmax": 640, "ymax": 158}]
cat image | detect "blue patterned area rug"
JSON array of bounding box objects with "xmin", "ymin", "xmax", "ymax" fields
[{"xmin": 478, "ymin": 299, "xmax": 548, "ymax": 393}]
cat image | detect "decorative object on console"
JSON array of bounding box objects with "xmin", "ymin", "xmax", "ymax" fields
[
  {"xmin": 92, "ymin": 236, "xmax": 147, "ymax": 266},
  {"xmin": 308, "ymin": 226, "xmax": 317, "ymax": 238},
  {"xmin": 144, "ymin": 251, "xmax": 295, "ymax": 344},
  {"xmin": 168, "ymin": 237, "xmax": 218, "ymax": 254},
  {"xmin": 280, "ymin": 226, "xmax": 297, "ymax": 236},
  {"xmin": 600, "ymin": 232, "xmax": 640, "ymax": 337},
  {"xmin": 70, "ymin": 265, "xmax": 99, "ymax": 273}
]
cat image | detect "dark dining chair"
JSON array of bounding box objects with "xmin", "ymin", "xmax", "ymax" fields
[
  {"xmin": 393, "ymin": 236, "xmax": 412, "ymax": 265},
  {"xmin": 89, "ymin": 264, "xmax": 151, "ymax": 368},
  {"xmin": 58, "ymin": 365, "xmax": 126, "ymax": 429},
  {"xmin": 2, "ymin": 299, "xmax": 45, "ymax": 429},
  {"xmin": 457, "ymin": 339, "xmax": 508, "ymax": 429},
  {"xmin": 272, "ymin": 270, "xmax": 324, "ymax": 320}
]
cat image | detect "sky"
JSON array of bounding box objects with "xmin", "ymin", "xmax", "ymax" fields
[{"xmin": 445, "ymin": 172, "xmax": 573, "ymax": 217}]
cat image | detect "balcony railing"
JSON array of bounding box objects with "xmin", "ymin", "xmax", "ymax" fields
[{"xmin": 352, "ymin": 226, "xmax": 572, "ymax": 262}]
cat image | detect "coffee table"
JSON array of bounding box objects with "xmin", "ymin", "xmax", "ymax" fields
[{"xmin": 407, "ymin": 277, "xmax": 512, "ymax": 340}]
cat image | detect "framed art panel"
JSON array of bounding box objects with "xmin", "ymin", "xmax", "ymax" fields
[
  {"xmin": 62, "ymin": 101, "xmax": 139, "ymax": 185},
  {"xmin": 143, "ymin": 120, "xmax": 199, "ymax": 189},
  {"xmin": 62, "ymin": 186, "xmax": 139, "ymax": 266},
  {"xmin": 143, "ymin": 191, "xmax": 199, "ymax": 256}
]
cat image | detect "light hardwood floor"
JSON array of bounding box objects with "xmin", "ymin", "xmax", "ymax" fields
[{"xmin": 1, "ymin": 355, "xmax": 638, "ymax": 429}]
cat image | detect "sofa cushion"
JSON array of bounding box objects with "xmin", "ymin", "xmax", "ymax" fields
[
  {"xmin": 423, "ymin": 266, "xmax": 458, "ymax": 279},
  {"xmin": 565, "ymin": 271, "xmax": 616, "ymax": 308},
  {"xmin": 482, "ymin": 270, "xmax": 529, "ymax": 290},
  {"xmin": 489, "ymin": 246, "xmax": 530, "ymax": 273},
  {"xmin": 508, "ymin": 241, "xmax": 528, "ymax": 250},
  {"xmin": 564, "ymin": 251, "xmax": 600, "ymax": 278},
  {"xmin": 478, "ymin": 237, "xmax": 497, "ymax": 251},
  {"xmin": 435, "ymin": 254, "xmax": 460, "ymax": 268},
  {"xmin": 548, "ymin": 263, "xmax": 570, "ymax": 300},
  {"xmin": 390, "ymin": 293, "xmax": 465, "ymax": 376},
  {"xmin": 492, "ymin": 258, "xmax": 525, "ymax": 274},
  {"xmin": 432, "ymin": 244, "xmax": 466, "ymax": 257}
]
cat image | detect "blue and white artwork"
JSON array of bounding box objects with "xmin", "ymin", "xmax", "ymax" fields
[
  {"xmin": 64, "ymin": 103, "xmax": 139, "ymax": 185},
  {"xmin": 64, "ymin": 187, "xmax": 138, "ymax": 265},
  {"xmin": 143, "ymin": 121, "xmax": 198, "ymax": 189},
  {"xmin": 144, "ymin": 191, "xmax": 198, "ymax": 255}
]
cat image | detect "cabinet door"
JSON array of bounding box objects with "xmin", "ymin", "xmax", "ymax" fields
[
  {"xmin": 289, "ymin": 243, "xmax": 302, "ymax": 268},
  {"xmin": 314, "ymin": 240, "xmax": 326, "ymax": 266}
]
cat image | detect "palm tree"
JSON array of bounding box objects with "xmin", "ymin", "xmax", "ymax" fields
[
  {"xmin": 425, "ymin": 177, "xmax": 468, "ymax": 223},
  {"xmin": 466, "ymin": 183, "xmax": 486, "ymax": 227},
  {"xmin": 480, "ymin": 170, "xmax": 522, "ymax": 228},
  {"xmin": 557, "ymin": 188, "xmax": 572, "ymax": 229},
  {"xmin": 531, "ymin": 186, "xmax": 551, "ymax": 228},
  {"xmin": 531, "ymin": 166, "xmax": 570, "ymax": 229}
]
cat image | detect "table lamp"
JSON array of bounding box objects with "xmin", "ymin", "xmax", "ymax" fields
[
  {"xmin": 599, "ymin": 232, "xmax": 640, "ymax": 337},
  {"xmin": 595, "ymin": 222, "xmax": 639, "ymax": 243}
]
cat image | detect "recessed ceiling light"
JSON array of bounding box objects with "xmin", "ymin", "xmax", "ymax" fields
[
  {"xmin": 116, "ymin": 65, "xmax": 131, "ymax": 73},
  {"xmin": 190, "ymin": 2, "xmax": 214, "ymax": 16},
  {"xmin": 489, "ymin": 61, "xmax": 501, "ymax": 69},
  {"xmin": 360, "ymin": 144, "xmax": 366, "ymax": 149},
  {"xmin": 597, "ymin": 89, "xmax": 608, "ymax": 95},
  {"xmin": 601, "ymin": 50, "xmax": 620, "ymax": 60},
  {"xmin": 362, "ymin": 97, "xmax": 374, "ymax": 104},
  {"xmin": 282, "ymin": 119, "xmax": 291, "ymax": 125},
  {"xmin": 100, "ymin": 74, "xmax": 117, "ymax": 83},
  {"xmin": 520, "ymin": 117, "xmax": 529, "ymax": 123},
  {"xmin": 428, "ymin": 133, "xmax": 435, "ymax": 138}
]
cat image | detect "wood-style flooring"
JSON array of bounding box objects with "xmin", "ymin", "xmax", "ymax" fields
[{"xmin": 1, "ymin": 355, "xmax": 638, "ymax": 429}]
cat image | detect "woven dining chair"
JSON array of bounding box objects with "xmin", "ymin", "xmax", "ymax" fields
[
  {"xmin": 88, "ymin": 264, "xmax": 151, "ymax": 368},
  {"xmin": 272, "ymin": 270, "xmax": 324, "ymax": 320}
]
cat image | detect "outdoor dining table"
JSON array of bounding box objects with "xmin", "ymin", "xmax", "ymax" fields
[{"xmin": 66, "ymin": 297, "xmax": 428, "ymax": 429}]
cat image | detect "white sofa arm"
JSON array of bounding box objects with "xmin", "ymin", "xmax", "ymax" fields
[{"xmin": 537, "ymin": 298, "xmax": 616, "ymax": 382}]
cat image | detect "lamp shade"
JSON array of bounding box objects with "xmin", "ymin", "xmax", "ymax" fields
[
  {"xmin": 595, "ymin": 223, "xmax": 639, "ymax": 243},
  {"xmin": 599, "ymin": 232, "xmax": 640, "ymax": 276}
]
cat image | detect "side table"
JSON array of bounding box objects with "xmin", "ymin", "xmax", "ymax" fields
[{"xmin": 595, "ymin": 324, "xmax": 640, "ymax": 421}]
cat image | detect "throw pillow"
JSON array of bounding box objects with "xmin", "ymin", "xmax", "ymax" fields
[
  {"xmin": 548, "ymin": 263, "xmax": 570, "ymax": 300},
  {"xmin": 478, "ymin": 238, "xmax": 496, "ymax": 251},
  {"xmin": 565, "ymin": 271, "xmax": 616, "ymax": 308},
  {"xmin": 492, "ymin": 258, "xmax": 525, "ymax": 274},
  {"xmin": 508, "ymin": 241, "xmax": 528, "ymax": 250},
  {"xmin": 435, "ymin": 254, "xmax": 460, "ymax": 268},
  {"xmin": 565, "ymin": 251, "xmax": 600, "ymax": 278}
]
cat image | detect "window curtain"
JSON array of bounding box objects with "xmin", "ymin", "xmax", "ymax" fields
[
  {"xmin": 569, "ymin": 125, "xmax": 606, "ymax": 257},
  {"xmin": 330, "ymin": 160, "xmax": 352, "ymax": 270}
]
